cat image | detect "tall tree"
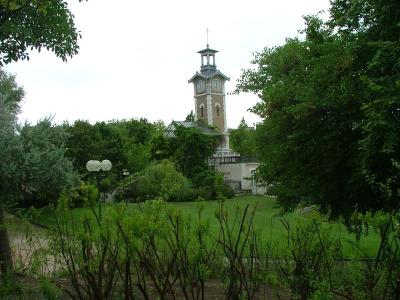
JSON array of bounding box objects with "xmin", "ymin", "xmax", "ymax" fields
[
  {"xmin": 17, "ymin": 119, "xmax": 79, "ymax": 207},
  {"xmin": 185, "ymin": 110, "xmax": 195, "ymax": 122},
  {"xmin": 0, "ymin": 0, "xmax": 86, "ymax": 65},
  {"xmin": 236, "ymin": 0, "xmax": 400, "ymax": 216},
  {"xmin": 229, "ymin": 117, "xmax": 257, "ymax": 156},
  {"xmin": 0, "ymin": 0, "xmax": 86, "ymax": 276},
  {"xmin": 173, "ymin": 126, "xmax": 217, "ymax": 178},
  {"xmin": 0, "ymin": 70, "xmax": 24, "ymax": 276}
]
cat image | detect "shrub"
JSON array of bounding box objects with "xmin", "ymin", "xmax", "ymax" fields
[
  {"xmin": 67, "ymin": 181, "xmax": 98, "ymax": 208},
  {"xmin": 137, "ymin": 160, "xmax": 191, "ymax": 201},
  {"xmin": 192, "ymin": 169, "xmax": 235, "ymax": 199},
  {"xmin": 278, "ymin": 213, "xmax": 342, "ymax": 300}
]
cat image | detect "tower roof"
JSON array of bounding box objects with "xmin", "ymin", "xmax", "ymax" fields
[
  {"xmin": 197, "ymin": 47, "xmax": 218, "ymax": 54},
  {"xmin": 188, "ymin": 70, "xmax": 229, "ymax": 83},
  {"xmin": 188, "ymin": 45, "xmax": 229, "ymax": 83}
]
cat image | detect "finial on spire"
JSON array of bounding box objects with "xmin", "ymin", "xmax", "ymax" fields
[{"xmin": 206, "ymin": 28, "xmax": 209, "ymax": 48}]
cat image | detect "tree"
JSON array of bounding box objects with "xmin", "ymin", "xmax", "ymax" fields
[
  {"xmin": 328, "ymin": 0, "xmax": 400, "ymax": 208},
  {"xmin": 236, "ymin": 0, "xmax": 400, "ymax": 216},
  {"xmin": 185, "ymin": 110, "xmax": 195, "ymax": 122},
  {"xmin": 0, "ymin": 0, "xmax": 86, "ymax": 276},
  {"xmin": 229, "ymin": 117, "xmax": 257, "ymax": 156},
  {"xmin": 17, "ymin": 119, "xmax": 79, "ymax": 207},
  {"xmin": 150, "ymin": 134, "xmax": 176, "ymax": 161},
  {"xmin": 173, "ymin": 126, "xmax": 218, "ymax": 179},
  {"xmin": 0, "ymin": 70, "xmax": 24, "ymax": 276},
  {"xmin": 0, "ymin": 0, "xmax": 86, "ymax": 65},
  {"xmin": 65, "ymin": 119, "xmax": 157, "ymax": 179}
]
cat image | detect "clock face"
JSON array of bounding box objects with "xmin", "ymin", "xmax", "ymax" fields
[
  {"xmin": 212, "ymin": 78, "xmax": 222, "ymax": 92},
  {"xmin": 196, "ymin": 80, "xmax": 205, "ymax": 93}
]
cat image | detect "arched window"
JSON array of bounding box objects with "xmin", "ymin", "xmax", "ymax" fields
[
  {"xmin": 200, "ymin": 104, "xmax": 204, "ymax": 118},
  {"xmin": 215, "ymin": 103, "xmax": 221, "ymax": 117}
]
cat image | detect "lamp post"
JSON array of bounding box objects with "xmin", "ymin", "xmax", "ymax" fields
[
  {"xmin": 86, "ymin": 159, "xmax": 112, "ymax": 202},
  {"xmin": 121, "ymin": 169, "xmax": 130, "ymax": 201},
  {"xmin": 122, "ymin": 169, "xmax": 129, "ymax": 177}
]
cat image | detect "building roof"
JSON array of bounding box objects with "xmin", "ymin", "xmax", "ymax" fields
[
  {"xmin": 188, "ymin": 70, "xmax": 230, "ymax": 83},
  {"xmin": 164, "ymin": 121, "xmax": 222, "ymax": 138},
  {"xmin": 197, "ymin": 47, "xmax": 218, "ymax": 54}
]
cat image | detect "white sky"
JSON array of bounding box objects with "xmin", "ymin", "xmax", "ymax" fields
[{"xmin": 5, "ymin": 0, "xmax": 331, "ymax": 129}]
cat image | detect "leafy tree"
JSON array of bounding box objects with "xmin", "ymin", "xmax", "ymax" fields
[
  {"xmin": 65, "ymin": 118, "xmax": 158, "ymax": 182},
  {"xmin": 236, "ymin": 0, "xmax": 400, "ymax": 216},
  {"xmin": 0, "ymin": 84, "xmax": 78, "ymax": 278},
  {"xmin": 0, "ymin": 0, "xmax": 86, "ymax": 65},
  {"xmin": 64, "ymin": 120, "xmax": 101, "ymax": 174},
  {"xmin": 150, "ymin": 134, "xmax": 176, "ymax": 161},
  {"xmin": 229, "ymin": 117, "xmax": 257, "ymax": 156},
  {"xmin": 17, "ymin": 119, "xmax": 79, "ymax": 207},
  {"xmin": 0, "ymin": 0, "xmax": 86, "ymax": 278},
  {"xmin": 0, "ymin": 70, "xmax": 24, "ymax": 276},
  {"xmin": 185, "ymin": 110, "xmax": 195, "ymax": 122},
  {"xmin": 173, "ymin": 126, "xmax": 218, "ymax": 178}
]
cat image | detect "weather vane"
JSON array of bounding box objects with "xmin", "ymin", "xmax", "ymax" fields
[{"xmin": 206, "ymin": 27, "xmax": 209, "ymax": 48}]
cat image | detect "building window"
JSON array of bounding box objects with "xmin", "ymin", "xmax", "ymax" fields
[
  {"xmin": 200, "ymin": 104, "xmax": 204, "ymax": 118},
  {"xmin": 215, "ymin": 103, "xmax": 221, "ymax": 117}
]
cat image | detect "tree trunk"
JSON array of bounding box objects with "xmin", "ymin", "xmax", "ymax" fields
[{"xmin": 0, "ymin": 204, "xmax": 13, "ymax": 277}]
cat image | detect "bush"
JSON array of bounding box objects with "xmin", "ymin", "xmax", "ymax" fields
[
  {"xmin": 192, "ymin": 169, "xmax": 235, "ymax": 199},
  {"xmin": 67, "ymin": 181, "xmax": 98, "ymax": 208},
  {"xmin": 122, "ymin": 161, "xmax": 234, "ymax": 202},
  {"xmin": 137, "ymin": 160, "xmax": 191, "ymax": 202},
  {"xmin": 278, "ymin": 213, "xmax": 342, "ymax": 300},
  {"xmin": 221, "ymin": 183, "xmax": 235, "ymax": 199}
]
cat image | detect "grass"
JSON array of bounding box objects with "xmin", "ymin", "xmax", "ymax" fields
[
  {"xmin": 29, "ymin": 195, "xmax": 380, "ymax": 258},
  {"xmin": 167, "ymin": 195, "xmax": 380, "ymax": 257}
]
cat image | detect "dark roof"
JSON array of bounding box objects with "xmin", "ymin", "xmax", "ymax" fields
[
  {"xmin": 188, "ymin": 70, "xmax": 230, "ymax": 83},
  {"xmin": 197, "ymin": 47, "xmax": 218, "ymax": 54},
  {"xmin": 164, "ymin": 121, "xmax": 221, "ymax": 138}
]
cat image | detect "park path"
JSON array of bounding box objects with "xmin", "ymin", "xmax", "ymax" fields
[{"xmin": 6, "ymin": 213, "xmax": 60, "ymax": 275}]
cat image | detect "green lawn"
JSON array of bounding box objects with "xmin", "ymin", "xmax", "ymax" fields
[
  {"xmin": 32, "ymin": 195, "xmax": 380, "ymax": 258},
  {"xmin": 167, "ymin": 195, "xmax": 380, "ymax": 257}
]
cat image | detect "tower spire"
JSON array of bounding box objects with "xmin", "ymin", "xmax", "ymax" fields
[{"xmin": 206, "ymin": 28, "xmax": 209, "ymax": 48}]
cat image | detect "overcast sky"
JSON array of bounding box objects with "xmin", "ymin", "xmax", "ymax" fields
[{"xmin": 5, "ymin": 0, "xmax": 331, "ymax": 129}]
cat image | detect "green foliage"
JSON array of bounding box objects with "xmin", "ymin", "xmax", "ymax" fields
[
  {"xmin": 1, "ymin": 74, "xmax": 77, "ymax": 208},
  {"xmin": 0, "ymin": 275, "xmax": 22, "ymax": 298},
  {"xmin": 17, "ymin": 119, "xmax": 79, "ymax": 207},
  {"xmin": 173, "ymin": 125, "xmax": 218, "ymax": 178},
  {"xmin": 0, "ymin": 0, "xmax": 86, "ymax": 65},
  {"xmin": 185, "ymin": 110, "xmax": 195, "ymax": 121},
  {"xmin": 38, "ymin": 278, "xmax": 61, "ymax": 300},
  {"xmin": 0, "ymin": 70, "xmax": 24, "ymax": 123},
  {"xmin": 279, "ymin": 213, "xmax": 342, "ymax": 300},
  {"xmin": 335, "ymin": 211, "xmax": 400, "ymax": 299},
  {"xmin": 53, "ymin": 196, "xmax": 123, "ymax": 300},
  {"xmin": 18, "ymin": 196, "xmax": 399, "ymax": 298},
  {"xmin": 229, "ymin": 117, "xmax": 257, "ymax": 156},
  {"xmin": 0, "ymin": 70, "xmax": 24, "ymax": 205},
  {"xmin": 64, "ymin": 118, "xmax": 158, "ymax": 181},
  {"xmin": 192, "ymin": 169, "xmax": 234, "ymax": 200},
  {"xmin": 236, "ymin": 0, "xmax": 400, "ymax": 216},
  {"xmin": 149, "ymin": 134, "xmax": 176, "ymax": 161},
  {"xmin": 136, "ymin": 160, "xmax": 191, "ymax": 201},
  {"xmin": 67, "ymin": 181, "xmax": 98, "ymax": 208}
]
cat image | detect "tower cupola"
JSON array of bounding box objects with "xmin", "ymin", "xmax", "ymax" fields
[{"xmin": 198, "ymin": 46, "xmax": 218, "ymax": 72}]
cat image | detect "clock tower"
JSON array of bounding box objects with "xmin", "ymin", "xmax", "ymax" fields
[{"xmin": 188, "ymin": 45, "xmax": 230, "ymax": 150}]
